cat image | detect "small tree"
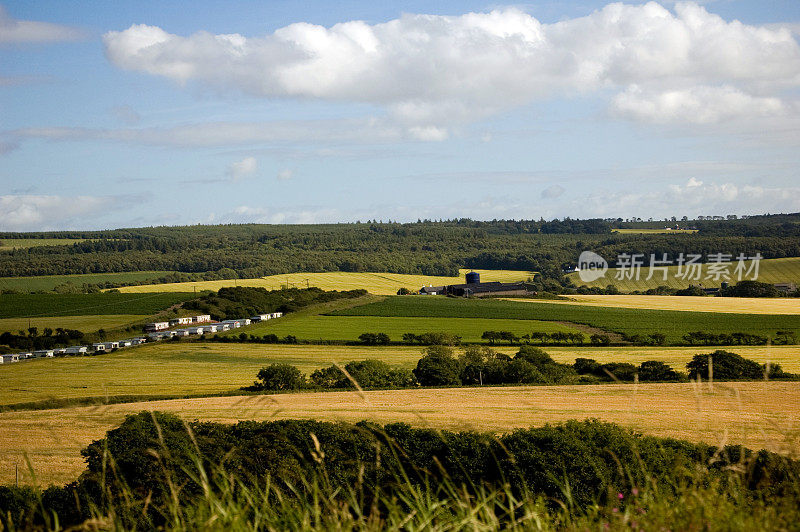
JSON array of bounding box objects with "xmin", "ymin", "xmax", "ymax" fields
[
  {"xmin": 638, "ymin": 361, "xmax": 682, "ymax": 381},
  {"xmin": 254, "ymin": 364, "xmax": 305, "ymax": 391},
  {"xmin": 413, "ymin": 345, "xmax": 462, "ymax": 386}
]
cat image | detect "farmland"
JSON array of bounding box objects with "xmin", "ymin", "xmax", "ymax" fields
[
  {"xmin": 2, "ymin": 342, "xmax": 799, "ymax": 407},
  {"xmin": 0, "ymin": 315, "xmax": 147, "ymax": 335},
  {"xmin": 0, "ymin": 292, "xmax": 196, "ymax": 319},
  {"xmin": 0, "ymin": 271, "xmax": 176, "ymax": 293},
  {"xmin": 568, "ymin": 256, "xmax": 800, "ymax": 290},
  {"xmin": 332, "ymin": 295, "xmax": 800, "ymax": 344},
  {"xmin": 612, "ymin": 228, "xmax": 698, "ymax": 234},
  {"xmin": 235, "ymin": 315, "xmax": 579, "ymax": 343},
  {"xmin": 114, "ymin": 269, "xmax": 535, "ymax": 295},
  {"xmin": 521, "ymin": 294, "xmax": 800, "ymax": 314},
  {"xmin": 0, "ymin": 238, "xmax": 94, "ymax": 250},
  {"xmin": 1, "ymin": 381, "xmax": 797, "ymax": 486}
]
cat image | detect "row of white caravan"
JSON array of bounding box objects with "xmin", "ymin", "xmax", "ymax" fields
[
  {"xmin": 0, "ymin": 312, "xmax": 283, "ymax": 364},
  {"xmin": 144, "ymin": 314, "xmax": 212, "ymax": 332}
]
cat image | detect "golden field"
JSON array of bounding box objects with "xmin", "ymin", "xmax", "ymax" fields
[
  {"xmin": 509, "ymin": 294, "xmax": 800, "ymax": 314},
  {"xmin": 1, "ymin": 381, "xmax": 798, "ymax": 486},
  {"xmin": 114, "ymin": 269, "xmax": 534, "ymax": 294},
  {"xmin": 2, "ymin": 342, "xmax": 799, "ymax": 406},
  {"xmin": 0, "ymin": 314, "xmax": 146, "ymax": 335}
]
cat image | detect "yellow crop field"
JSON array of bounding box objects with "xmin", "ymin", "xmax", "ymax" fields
[
  {"xmin": 612, "ymin": 228, "xmax": 698, "ymax": 234},
  {"xmin": 0, "ymin": 238, "xmax": 94, "ymax": 250},
  {"xmin": 2, "ymin": 342, "xmax": 799, "ymax": 407},
  {"xmin": 1, "ymin": 381, "xmax": 797, "ymax": 485},
  {"xmin": 115, "ymin": 269, "xmax": 535, "ymax": 294},
  {"xmin": 567, "ymin": 256, "xmax": 800, "ymax": 290},
  {"xmin": 0, "ymin": 314, "xmax": 147, "ymax": 335},
  {"xmin": 507, "ymin": 295, "xmax": 800, "ymax": 314}
]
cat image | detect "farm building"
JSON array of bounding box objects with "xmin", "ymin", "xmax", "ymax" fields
[
  {"xmin": 33, "ymin": 350, "xmax": 55, "ymax": 358},
  {"xmin": 0, "ymin": 354, "xmax": 20, "ymax": 364},
  {"xmin": 144, "ymin": 321, "xmax": 170, "ymax": 332},
  {"xmin": 420, "ymin": 272, "xmax": 530, "ymax": 298},
  {"xmin": 65, "ymin": 346, "xmax": 88, "ymax": 355},
  {"xmin": 774, "ymin": 283, "xmax": 798, "ymax": 294}
]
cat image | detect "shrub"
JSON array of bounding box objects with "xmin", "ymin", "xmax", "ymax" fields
[
  {"xmin": 686, "ymin": 350, "xmax": 765, "ymax": 380},
  {"xmin": 253, "ymin": 363, "xmax": 306, "ymax": 390},
  {"xmin": 638, "ymin": 360, "xmax": 683, "ymax": 382},
  {"xmin": 413, "ymin": 345, "xmax": 462, "ymax": 386}
]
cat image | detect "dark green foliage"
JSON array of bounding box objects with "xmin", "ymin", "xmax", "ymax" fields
[
  {"xmin": 638, "ymin": 360, "xmax": 684, "ymax": 382},
  {"xmin": 252, "ymin": 364, "xmax": 306, "ymax": 390},
  {"xmin": 687, "ymin": 350, "xmax": 768, "ymax": 380},
  {"xmin": 720, "ymin": 280, "xmax": 781, "ymax": 298},
  {"xmin": 413, "ymin": 345, "xmax": 462, "ymax": 386},
  {"xmin": 0, "ymin": 327, "xmax": 84, "ymax": 350},
  {"xmin": 310, "ymin": 360, "xmax": 415, "ymax": 389},
  {"xmin": 184, "ymin": 286, "xmax": 366, "ymax": 321},
  {"xmin": 358, "ymin": 332, "xmax": 391, "ymax": 345}
]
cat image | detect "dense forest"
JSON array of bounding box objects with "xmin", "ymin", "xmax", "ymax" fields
[{"xmin": 1, "ymin": 215, "xmax": 798, "ymax": 282}]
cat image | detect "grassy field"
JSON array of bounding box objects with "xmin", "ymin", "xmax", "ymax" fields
[
  {"xmin": 0, "ymin": 314, "xmax": 147, "ymax": 335},
  {"xmin": 0, "ymin": 271, "xmax": 176, "ymax": 293},
  {"xmin": 514, "ymin": 294, "xmax": 800, "ymax": 314},
  {"xmin": 0, "ymin": 292, "xmax": 196, "ymax": 319},
  {"xmin": 114, "ymin": 269, "xmax": 535, "ymax": 295},
  {"xmin": 612, "ymin": 228, "xmax": 698, "ymax": 234},
  {"xmin": 568, "ymin": 256, "xmax": 800, "ymax": 290},
  {"xmin": 0, "ymin": 238, "xmax": 94, "ymax": 250},
  {"xmin": 234, "ymin": 315, "xmax": 580, "ymax": 342},
  {"xmin": 2, "ymin": 342, "xmax": 799, "ymax": 407},
  {"xmin": 333, "ymin": 296, "xmax": 800, "ymax": 344},
  {"xmin": 1, "ymin": 381, "xmax": 797, "ymax": 485}
]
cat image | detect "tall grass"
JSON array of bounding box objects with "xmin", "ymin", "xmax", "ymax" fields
[{"xmin": 3, "ymin": 413, "xmax": 799, "ymax": 531}]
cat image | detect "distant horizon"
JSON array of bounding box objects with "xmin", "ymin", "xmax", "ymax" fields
[
  {"xmin": 2, "ymin": 211, "xmax": 798, "ymax": 235},
  {"xmin": 3, "ymin": 1, "xmax": 800, "ymax": 231}
]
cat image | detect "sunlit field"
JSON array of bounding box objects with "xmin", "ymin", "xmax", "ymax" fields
[{"xmin": 509, "ymin": 294, "xmax": 800, "ymax": 314}]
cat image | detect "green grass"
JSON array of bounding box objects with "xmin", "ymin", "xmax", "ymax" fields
[
  {"xmin": 568, "ymin": 256, "xmax": 800, "ymax": 290},
  {"xmin": 0, "ymin": 315, "xmax": 148, "ymax": 335},
  {"xmin": 331, "ymin": 296, "xmax": 800, "ymax": 344},
  {"xmin": 0, "ymin": 238, "xmax": 94, "ymax": 250},
  {"xmin": 234, "ymin": 315, "xmax": 580, "ymax": 342},
  {"xmin": 0, "ymin": 292, "xmax": 196, "ymax": 319},
  {"xmin": 0, "ymin": 271, "xmax": 177, "ymax": 293}
]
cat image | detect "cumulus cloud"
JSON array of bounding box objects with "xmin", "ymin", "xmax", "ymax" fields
[
  {"xmin": 541, "ymin": 184, "xmax": 565, "ymax": 199},
  {"xmin": 0, "ymin": 195, "xmax": 110, "ymax": 230},
  {"xmin": 611, "ymin": 85, "xmax": 785, "ymax": 124},
  {"xmin": 0, "ymin": 6, "xmax": 83, "ymax": 43},
  {"xmin": 227, "ymin": 156, "xmax": 257, "ymax": 181},
  {"xmin": 576, "ymin": 178, "xmax": 800, "ymax": 219},
  {"xmin": 102, "ymin": 2, "xmax": 800, "ymax": 132}
]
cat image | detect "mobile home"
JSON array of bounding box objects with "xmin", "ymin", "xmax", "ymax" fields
[
  {"xmin": 65, "ymin": 346, "xmax": 88, "ymax": 355},
  {"xmin": 169, "ymin": 317, "xmax": 193, "ymax": 327},
  {"xmin": 193, "ymin": 315, "xmax": 212, "ymax": 324},
  {"xmin": 0, "ymin": 354, "xmax": 20, "ymax": 364},
  {"xmin": 144, "ymin": 322, "xmax": 169, "ymax": 332},
  {"xmin": 33, "ymin": 350, "xmax": 55, "ymax": 358}
]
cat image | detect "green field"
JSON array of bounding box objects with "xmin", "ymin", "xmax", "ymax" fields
[
  {"xmin": 568, "ymin": 256, "xmax": 800, "ymax": 291},
  {"xmin": 0, "ymin": 238, "xmax": 95, "ymax": 250},
  {"xmin": 2, "ymin": 342, "xmax": 799, "ymax": 407},
  {"xmin": 0, "ymin": 292, "xmax": 196, "ymax": 319},
  {"xmin": 233, "ymin": 315, "xmax": 580, "ymax": 343},
  {"xmin": 332, "ymin": 296, "xmax": 800, "ymax": 344},
  {"xmin": 0, "ymin": 271, "xmax": 176, "ymax": 293},
  {"xmin": 115, "ymin": 269, "xmax": 535, "ymax": 295},
  {"xmin": 0, "ymin": 314, "xmax": 148, "ymax": 335}
]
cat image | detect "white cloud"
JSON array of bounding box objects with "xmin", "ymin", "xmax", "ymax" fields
[
  {"xmin": 611, "ymin": 85, "xmax": 785, "ymax": 124},
  {"xmin": 541, "ymin": 184, "xmax": 565, "ymax": 199},
  {"xmin": 227, "ymin": 156, "xmax": 257, "ymax": 181},
  {"xmin": 102, "ymin": 2, "xmax": 800, "ymax": 132},
  {"xmin": 0, "ymin": 6, "xmax": 83, "ymax": 44},
  {"xmin": 0, "ymin": 195, "xmax": 110, "ymax": 231},
  {"xmin": 111, "ymin": 105, "xmax": 141, "ymax": 125},
  {"xmin": 276, "ymin": 168, "xmax": 293, "ymax": 180}
]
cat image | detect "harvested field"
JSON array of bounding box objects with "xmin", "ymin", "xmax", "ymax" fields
[
  {"xmin": 509, "ymin": 295, "xmax": 800, "ymax": 314},
  {"xmin": 1, "ymin": 381, "xmax": 797, "ymax": 486}
]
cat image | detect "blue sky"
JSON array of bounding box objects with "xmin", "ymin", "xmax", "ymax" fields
[{"xmin": 2, "ymin": 1, "xmax": 800, "ymax": 230}]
